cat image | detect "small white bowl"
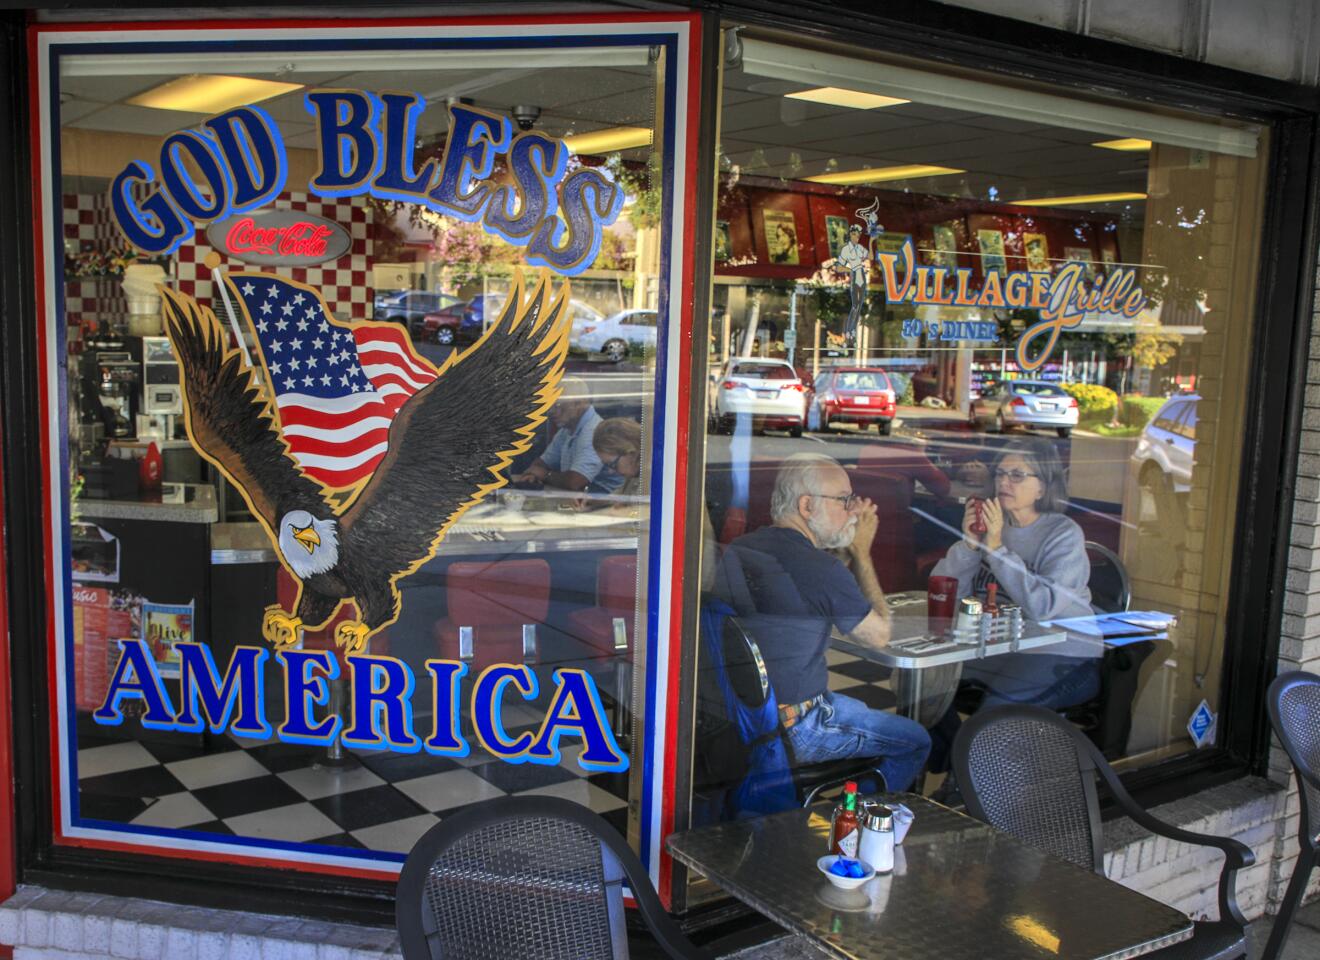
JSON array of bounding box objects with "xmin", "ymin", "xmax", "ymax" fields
[{"xmin": 816, "ymin": 854, "xmax": 876, "ymax": 890}]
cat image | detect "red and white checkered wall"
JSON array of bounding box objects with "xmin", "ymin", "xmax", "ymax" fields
[{"xmin": 62, "ymin": 190, "xmax": 375, "ymax": 346}]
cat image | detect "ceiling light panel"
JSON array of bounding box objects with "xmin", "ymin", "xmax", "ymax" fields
[
  {"xmin": 784, "ymin": 87, "xmax": 909, "ymax": 109},
  {"xmin": 1015, "ymin": 192, "xmax": 1147, "ymax": 206},
  {"xmin": 804, "ymin": 164, "xmax": 964, "ymax": 185},
  {"xmin": 1093, "ymin": 138, "xmax": 1153, "ymax": 151},
  {"xmin": 128, "ymin": 75, "xmax": 302, "ymax": 113},
  {"xmin": 562, "ymin": 126, "xmax": 652, "ymax": 155}
]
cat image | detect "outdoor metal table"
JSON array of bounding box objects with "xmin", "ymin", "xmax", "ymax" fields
[{"xmin": 667, "ymin": 795, "xmax": 1193, "ymax": 960}]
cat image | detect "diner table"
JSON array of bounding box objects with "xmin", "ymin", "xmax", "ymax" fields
[
  {"xmin": 832, "ymin": 593, "xmax": 1070, "ymax": 724},
  {"xmin": 667, "ymin": 795, "xmax": 1193, "ymax": 960}
]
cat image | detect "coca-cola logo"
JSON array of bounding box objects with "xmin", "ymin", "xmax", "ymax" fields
[{"xmin": 206, "ymin": 210, "xmax": 351, "ymax": 267}]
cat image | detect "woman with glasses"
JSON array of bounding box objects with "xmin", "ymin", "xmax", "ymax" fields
[
  {"xmin": 933, "ymin": 439, "xmax": 1092, "ymax": 624},
  {"xmin": 927, "ymin": 439, "xmax": 1099, "ymax": 791},
  {"xmin": 575, "ymin": 418, "xmax": 642, "ymax": 511}
]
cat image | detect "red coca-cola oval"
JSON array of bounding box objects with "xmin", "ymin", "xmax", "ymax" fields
[{"xmin": 206, "ymin": 210, "xmax": 351, "ymax": 267}]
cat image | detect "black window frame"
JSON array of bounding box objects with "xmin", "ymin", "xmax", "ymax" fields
[{"xmin": 0, "ymin": 0, "xmax": 1316, "ymax": 922}]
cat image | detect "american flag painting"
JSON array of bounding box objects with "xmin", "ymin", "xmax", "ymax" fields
[{"xmin": 224, "ymin": 273, "xmax": 437, "ymax": 489}]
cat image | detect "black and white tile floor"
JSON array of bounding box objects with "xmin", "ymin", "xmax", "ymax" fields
[
  {"xmin": 75, "ymin": 697, "xmax": 629, "ymax": 856},
  {"xmin": 74, "ymin": 653, "xmax": 894, "ymax": 857}
]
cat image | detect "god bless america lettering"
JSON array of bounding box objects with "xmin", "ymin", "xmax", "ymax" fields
[
  {"xmin": 93, "ymin": 641, "xmax": 628, "ymax": 773},
  {"xmin": 109, "ymin": 94, "xmax": 624, "ymax": 277}
]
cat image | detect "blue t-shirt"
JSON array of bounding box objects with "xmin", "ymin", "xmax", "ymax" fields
[
  {"xmin": 540, "ymin": 406, "xmax": 622, "ymax": 492},
  {"xmin": 724, "ymin": 526, "xmax": 872, "ymax": 704}
]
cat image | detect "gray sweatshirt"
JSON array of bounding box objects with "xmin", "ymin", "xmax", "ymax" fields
[{"xmin": 931, "ymin": 512, "xmax": 1100, "ymax": 657}]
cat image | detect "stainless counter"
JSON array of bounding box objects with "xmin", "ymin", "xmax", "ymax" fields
[
  {"xmin": 77, "ymin": 484, "xmax": 218, "ymax": 524},
  {"xmin": 210, "ymin": 501, "xmax": 642, "ymax": 565}
]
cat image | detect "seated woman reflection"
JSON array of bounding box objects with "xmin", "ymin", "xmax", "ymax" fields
[
  {"xmin": 928, "ymin": 440, "xmax": 1098, "ymax": 769},
  {"xmin": 574, "ymin": 417, "xmax": 642, "ymax": 514}
]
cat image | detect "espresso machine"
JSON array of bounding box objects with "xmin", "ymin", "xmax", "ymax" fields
[{"xmin": 81, "ymin": 336, "xmax": 142, "ymax": 440}]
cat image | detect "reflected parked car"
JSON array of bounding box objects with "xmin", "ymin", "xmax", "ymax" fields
[
  {"xmin": 969, "ymin": 379, "xmax": 1079, "ymax": 438},
  {"xmin": 1132, "ymin": 394, "xmax": 1198, "ymax": 494},
  {"xmin": 421, "ymin": 295, "xmax": 506, "ymax": 345},
  {"xmin": 714, "ymin": 357, "xmax": 807, "ymax": 436},
  {"xmin": 373, "ymin": 290, "xmax": 462, "ymax": 333},
  {"xmin": 572, "ymin": 309, "xmax": 657, "ymax": 362},
  {"xmin": 806, "ymin": 366, "xmax": 896, "ymax": 435}
]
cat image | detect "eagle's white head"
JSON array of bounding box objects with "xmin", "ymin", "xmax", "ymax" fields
[{"xmin": 278, "ymin": 510, "xmax": 339, "ymax": 579}]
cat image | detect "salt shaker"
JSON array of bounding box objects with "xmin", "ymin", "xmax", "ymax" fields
[{"xmin": 857, "ymin": 802, "xmax": 895, "ymax": 875}]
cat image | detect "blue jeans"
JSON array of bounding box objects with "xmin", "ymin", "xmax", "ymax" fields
[
  {"xmin": 927, "ymin": 655, "xmax": 1102, "ymax": 773},
  {"xmin": 786, "ymin": 691, "xmax": 932, "ymax": 792}
]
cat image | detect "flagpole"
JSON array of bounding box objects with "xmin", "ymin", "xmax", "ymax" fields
[{"xmin": 206, "ymin": 251, "xmax": 253, "ymax": 367}]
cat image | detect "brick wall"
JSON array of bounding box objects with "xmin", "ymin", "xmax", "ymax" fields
[{"xmin": 1267, "ymin": 258, "xmax": 1320, "ymax": 910}]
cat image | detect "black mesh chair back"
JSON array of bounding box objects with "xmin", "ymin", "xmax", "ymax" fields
[
  {"xmin": 953, "ymin": 705, "xmax": 1103, "ymax": 871},
  {"xmin": 1262, "ymin": 671, "xmax": 1320, "ymax": 960},
  {"xmin": 397, "ymin": 796, "xmax": 708, "ymax": 960},
  {"xmin": 1085, "ymin": 540, "xmax": 1131, "ymax": 613},
  {"xmin": 955, "ymin": 705, "xmax": 1253, "ymax": 960}
]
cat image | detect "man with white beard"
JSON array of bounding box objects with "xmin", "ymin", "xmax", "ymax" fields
[{"xmin": 723, "ymin": 453, "xmax": 931, "ymax": 792}]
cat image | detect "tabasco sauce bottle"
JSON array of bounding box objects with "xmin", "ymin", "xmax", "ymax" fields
[{"xmin": 830, "ymin": 782, "xmax": 861, "ymax": 858}]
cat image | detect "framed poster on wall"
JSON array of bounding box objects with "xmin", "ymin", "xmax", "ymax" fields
[
  {"xmin": 978, "ymin": 229, "xmax": 1008, "ymax": 276},
  {"xmin": 1023, "ymin": 232, "xmax": 1050, "ymax": 271},
  {"xmin": 762, "ymin": 208, "xmax": 801, "ymax": 264}
]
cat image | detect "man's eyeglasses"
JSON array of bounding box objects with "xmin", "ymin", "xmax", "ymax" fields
[
  {"xmin": 994, "ymin": 469, "xmax": 1039, "ymax": 485},
  {"xmin": 814, "ymin": 492, "xmax": 858, "ymax": 509}
]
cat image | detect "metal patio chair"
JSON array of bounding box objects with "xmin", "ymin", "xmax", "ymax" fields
[
  {"xmin": 396, "ymin": 795, "xmax": 709, "ymax": 960},
  {"xmin": 952, "ymin": 705, "xmax": 1252, "ymax": 960},
  {"xmin": 1261, "ymin": 671, "xmax": 1320, "ymax": 960}
]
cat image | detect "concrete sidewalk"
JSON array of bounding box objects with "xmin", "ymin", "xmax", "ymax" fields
[{"xmin": 1247, "ymin": 897, "xmax": 1320, "ymax": 958}]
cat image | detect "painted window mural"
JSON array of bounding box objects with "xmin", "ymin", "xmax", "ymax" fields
[{"xmin": 39, "ymin": 17, "xmax": 696, "ymax": 877}]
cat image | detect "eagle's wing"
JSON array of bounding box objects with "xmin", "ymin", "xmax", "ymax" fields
[
  {"xmin": 336, "ymin": 274, "xmax": 570, "ymax": 581},
  {"xmin": 162, "ymin": 287, "xmax": 329, "ymax": 536}
]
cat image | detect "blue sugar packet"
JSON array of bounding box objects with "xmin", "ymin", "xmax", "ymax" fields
[{"xmin": 829, "ymin": 858, "xmax": 854, "ymax": 877}]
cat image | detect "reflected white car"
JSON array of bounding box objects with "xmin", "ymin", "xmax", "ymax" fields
[
  {"xmin": 572, "ymin": 309, "xmax": 657, "ymax": 362},
  {"xmin": 714, "ymin": 358, "xmax": 807, "ymax": 436},
  {"xmin": 970, "ymin": 380, "xmax": 1079, "ymax": 437},
  {"xmin": 1132, "ymin": 394, "xmax": 1198, "ymax": 494}
]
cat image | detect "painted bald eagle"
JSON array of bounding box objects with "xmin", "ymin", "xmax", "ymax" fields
[{"xmin": 161, "ymin": 273, "xmax": 571, "ymax": 652}]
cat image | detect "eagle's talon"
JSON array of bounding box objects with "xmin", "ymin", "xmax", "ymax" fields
[
  {"xmin": 334, "ymin": 620, "xmax": 371, "ymax": 654},
  {"xmin": 262, "ymin": 606, "xmax": 303, "ymax": 649}
]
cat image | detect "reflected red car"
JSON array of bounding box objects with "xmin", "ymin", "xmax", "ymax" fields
[{"xmin": 807, "ymin": 366, "xmax": 897, "ymax": 434}]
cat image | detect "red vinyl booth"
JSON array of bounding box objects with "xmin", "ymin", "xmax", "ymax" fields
[
  {"xmin": 565, "ymin": 554, "xmax": 638, "ymax": 657},
  {"xmin": 434, "ymin": 559, "xmax": 551, "ymax": 672}
]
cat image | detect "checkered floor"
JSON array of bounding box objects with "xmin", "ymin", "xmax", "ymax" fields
[
  {"xmin": 74, "ymin": 698, "xmax": 630, "ymax": 856},
  {"xmin": 825, "ymin": 647, "xmax": 898, "ymax": 711}
]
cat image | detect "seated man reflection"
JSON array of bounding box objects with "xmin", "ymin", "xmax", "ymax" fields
[
  {"xmin": 512, "ymin": 377, "xmax": 622, "ymax": 493},
  {"xmin": 725, "ymin": 453, "xmax": 931, "ymax": 792}
]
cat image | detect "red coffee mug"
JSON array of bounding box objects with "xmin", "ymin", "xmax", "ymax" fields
[{"xmin": 927, "ymin": 576, "xmax": 959, "ymax": 635}]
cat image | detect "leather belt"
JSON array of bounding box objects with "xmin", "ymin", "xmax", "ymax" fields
[{"xmin": 779, "ymin": 693, "xmax": 824, "ymax": 730}]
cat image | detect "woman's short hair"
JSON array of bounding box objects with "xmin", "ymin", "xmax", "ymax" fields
[
  {"xmin": 593, "ymin": 417, "xmax": 641, "ymax": 458},
  {"xmin": 996, "ymin": 439, "xmax": 1068, "ymax": 513}
]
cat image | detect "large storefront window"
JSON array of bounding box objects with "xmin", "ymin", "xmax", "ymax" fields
[
  {"xmin": 37, "ymin": 17, "xmax": 697, "ymax": 878},
  {"xmin": 693, "ymin": 33, "xmax": 1267, "ymax": 827}
]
